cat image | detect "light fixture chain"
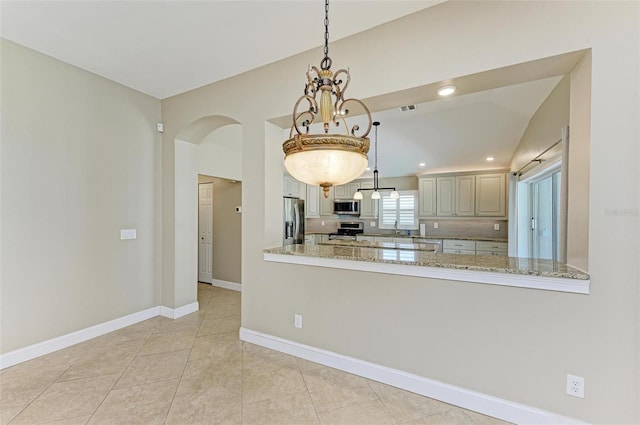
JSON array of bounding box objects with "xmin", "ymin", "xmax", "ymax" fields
[{"xmin": 322, "ymin": 0, "xmax": 330, "ymax": 70}]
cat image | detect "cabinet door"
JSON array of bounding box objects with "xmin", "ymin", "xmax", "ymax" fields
[
  {"xmin": 476, "ymin": 173, "xmax": 506, "ymax": 217},
  {"xmin": 375, "ymin": 236, "xmax": 394, "ymax": 243},
  {"xmin": 359, "ymin": 181, "xmax": 378, "ymax": 218},
  {"xmin": 347, "ymin": 182, "xmax": 361, "ymax": 198},
  {"xmin": 436, "ymin": 177, "xmax": 455, "ymax": 216},
  {"xmin": 306, "ymin": 185, "xmax": 320, "ymax": 218},
  {"xmin": 319, "ymin": 186, "xmax": 335, "ymax": 216},
  {"xmin": 455, "ymin": 176, "xmax": 475, "ymax": 216},
  {"xmin": 357, "ymin": 235, "xmax": 375, "ymax": 242},
  {"xmin": 333, "ymin": 184, "xmax": 348, "ymax": 199},
  {"xmin": 418, "ymin": 177, "xmax": 437, "ymax": 217},
  {"xmin": 283, "ymin": 176, "xmax": 300, "ymax": 198}
]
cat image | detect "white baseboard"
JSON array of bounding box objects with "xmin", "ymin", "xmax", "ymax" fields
[
  {"xmin": 239, "ymin": 327, "xmax": 585, "ymax": 425},
  {"xmin": 159, "ymin": 301, "xmax": 199, "ymax": 319},
  {"xmin": 211, "ymin": 279, "xmax": 242, "ymax": 292},
  {"xmin": 1, "ymin": 302, "xmax": 199, "ymax": 370}
]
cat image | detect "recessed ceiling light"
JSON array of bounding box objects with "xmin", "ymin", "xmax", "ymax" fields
[
  {"xmin": 419, "ymin": 162, "xmax": 426, "ymax": 167},
  {"xmin": 437, "ymin": 85, "xmax": 456, "ymax": 96},
  {"xmin": 486, "ymin": 157, "xmax": 494, "ymax": 161}
]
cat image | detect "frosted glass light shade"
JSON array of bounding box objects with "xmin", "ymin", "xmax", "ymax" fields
[
  {"xmin": 390, "ymin": 190, "xmax": 400, "ymax": 199},
  {"xmin": 371, "ymin": 191, "xmax": 381, "ymax": 200},
  {"xmin": 353, "ymin": 191, "xmax": 363, "ymax": 200},
  {"xmin": 284, "ymin": 150, "xmax": 368, "ymax": 196}
]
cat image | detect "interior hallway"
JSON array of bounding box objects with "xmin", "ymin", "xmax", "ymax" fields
[{"xmin": 0, "ymin": 283, "xmax": 511, "ymax": 425}]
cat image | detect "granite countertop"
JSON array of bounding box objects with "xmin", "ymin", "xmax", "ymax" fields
[
  {"xmin": 264, "ymin": 244, "xmax": 589, "ymax": 280},
  {"xmin": 360, "ymin": 234, "xmax": 508, "ymax": 243},
  {"xmin": 318, "ymin": 239, "xmax": 438, "ymax": 252}
]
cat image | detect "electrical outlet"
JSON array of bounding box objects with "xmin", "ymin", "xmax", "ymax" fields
[
  {"xmin": 294, "ymin": 314, "xmax": 303, "ymax": 329},
  {"xmin": 120, "ymin": 229, "xmax": 137, "ymax": 240},
  {"xmin": 434, "ymin": 222, "xmax": 439, "ymax": 229},
  {"xmin": 321, "ymin": 221, "xmax": 325, "ymax": 226},
  {"xmin": 371, "ymin": 221, "xmax": 376, "ymax": 227},
  {"xmin": 567, "ymin": 374, "xmax": 585, "ymax": 398},
  {"xmin": 494, "ymin": 224, "xmax": 500, "ymax": 230}
]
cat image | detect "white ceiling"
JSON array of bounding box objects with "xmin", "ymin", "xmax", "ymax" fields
[
  {"xmin": 1, "ymin": 0, "xmax": 573, "ymax": 177},
  {"xmin": 0, "ymin": 0, "xmax": 442, "ymax": 99}
]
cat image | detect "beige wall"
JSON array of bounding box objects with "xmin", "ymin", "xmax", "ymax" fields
[
  {"xmin": 162, "ymin": 2, "xmax": 639, "ymax": 423},
  {"xmin": 198, "ymin": 176, "xmax": 242, "ymax": 284},
  {"xmin": 0, "ymin": 40, "xmax": 162, "ymax": 353}
]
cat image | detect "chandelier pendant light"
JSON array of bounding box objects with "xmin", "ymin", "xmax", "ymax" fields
[
  {"xmin": 283, "ymin": 0, "xmax": 372, "ymax": 198},
  {"xmin": 354, "ymin": 122, "xmax": 399, "ymax": 200}
]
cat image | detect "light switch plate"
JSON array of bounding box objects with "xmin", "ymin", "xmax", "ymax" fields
[{"xmin": 120, "ymin": 229, "xmax": 137, "ymax": 240}]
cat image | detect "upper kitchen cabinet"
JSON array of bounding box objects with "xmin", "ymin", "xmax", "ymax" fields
[
  {"xmin": 437, "ymin": 176, "xmax": 475, "ymax": 216},
  {"xmin": 283, "ymin": 175, "xmax": 301, "ymax": 198},
  {"xmin": 359, "ymin": 181, "xmax": 378, "ymax": 219},
  {"xmin": 306, "ymin": 184, "xmax": 320, "ymax": 218},
  {"xmin": 476, "ymin": 173, "xmax": 506, "ymax": 217},
  {"xmin": 319, "ymin": 186, "xmax": 335, "ymax": 216},
  {"xmin": 418, "ymin": 177, "xmax": 437, "ymax": 217},
  {"xmin": 334, "ymin": 182, "xmax": 361, "ymax": 199}
]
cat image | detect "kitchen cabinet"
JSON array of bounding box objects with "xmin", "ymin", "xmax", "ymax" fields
[
  {"xmin": 475, "ymin": 173, "xmax": 506, "ymax": 217},
  {"xmin": 305, "ymin": 234, "xmax": 316, "ymax": 245},
  {"xmin": 357, "ymin": 235, "xmax": 375, "ymax": 242},
  {"xmin": 375, "ymin": 236, "xmax": 395, "ymax": 243},
  {"xmin": 443, "ymin": 239, "xmax": 476, "ymax": 255},
  {"xmin": 306, "ymin": 185, "xmax": 320, "ymax": 218},
  {"xmin": 476, "ymin": 241, "xmax": 508, "ymax": 256},
  {"xmin": 319, "ymin": 186, "xmax": 335, "ymax": 216},
  {"xmin": 436, "ymin": 176, "xmax": 475, "ymax": 216},
  {"xmin": 418, "ymin": 177, "xmax": 437, "ymax": 217},
  {"xmin": 359, "ymin": 181, "xmax": 378, "ymax": 219},
  {"xmin": 334, "ymin": 182, "xmax": 360, "ymax": 199},
  {"xmin": 283, "ymin": 175, "xmax": 301, "ymax": 198}
]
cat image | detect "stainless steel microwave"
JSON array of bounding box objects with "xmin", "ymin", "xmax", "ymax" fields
[{"xmin": 333, "ymin": 199, "xmax": 360, "ymax": 216}]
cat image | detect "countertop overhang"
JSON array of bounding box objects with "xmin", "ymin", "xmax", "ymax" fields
[{"xmin": 263, "ymin": 244, "xmax": 590, "ymax": 294}]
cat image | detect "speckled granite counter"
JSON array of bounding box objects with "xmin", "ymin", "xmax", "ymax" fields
[
  {"xmin": 318, "ymin": 239, "xmax": 438, "ymax": 252},
  {"xmin": 361, "ymin": 234, "xmax": 508, "ymax": 243},
  {"xmin": 264, "ymin": 244, "xmax": 589, "ymax": 281}
]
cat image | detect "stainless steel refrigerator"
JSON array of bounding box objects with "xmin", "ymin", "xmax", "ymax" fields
[{"xmin": 283, "ymin": 197, "xmax": 305, "ymax": 245}]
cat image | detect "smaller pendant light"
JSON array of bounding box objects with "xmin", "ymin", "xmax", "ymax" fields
[{"xmin": 354, "ymin": 122, "xmax": 399, "ymax": 200}]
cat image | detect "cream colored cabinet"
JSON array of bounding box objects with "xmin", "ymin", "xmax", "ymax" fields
[
  {"xmin": 375, "ymin": 236, "xmax": 394, "ymax": 243},
  {"xmin": 305, "ymin": 185, "xmax": 320, "ymax": 218},
  {"xmin": 319, "ymin": 186, "xmax": 335, "ymax": 216},
  {"xmin": 443, "ymin": 239, "xmax": 476, "ymax": 254},
  {"xmin": 334, "ymin": 182, "xmax": 360, "ymax": 199},
  {"xmin": 317, "ymin": 234, "xmax": 329, "ymax": 243},
  {"xmin": 437, "ymin": 176, "xmax": 475, "ymax": 216},
  {"xmin": 418, "ymin": 177, "xmax": 437, "ymax": 217},
  {"xmin": 476, "ymin": 241, "xmax": 508, "ymax": 256},
  {"xmin": 475, "ymin": 173, "xmax": 506, "ymax": 217},
  {"xmin": 304, "ymin": 234, "xmax": 316, "ymax": 245},
  {"xmin": 359, "ymin": 181, "xmax": 378, "ymax": 219},
  {"xmin": 283, "ymin": 175, "xmax": 301, "ymax": 198},
  {"xmin": 357, "ymin": 235, "xmax": 375, "ymax": 242}
]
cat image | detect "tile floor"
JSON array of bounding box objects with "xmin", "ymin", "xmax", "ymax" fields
[{"xmin": 1, "ymin": 283, "xmax": 512, "ymax": 425}]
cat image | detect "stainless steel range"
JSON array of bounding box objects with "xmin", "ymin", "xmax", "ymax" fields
[{"xmin": 329, "ymin": 222, "xmax": 364, "ymax": 241}]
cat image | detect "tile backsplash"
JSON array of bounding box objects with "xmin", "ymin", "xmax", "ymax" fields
[{"xmin": 306, "ymin": 217, "xmax": 508, "ymax": 239}]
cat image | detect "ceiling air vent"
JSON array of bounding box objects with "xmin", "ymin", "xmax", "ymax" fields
[{"xmin": 399, "ymin": 105, "xmax": 417, "ymax": 112}]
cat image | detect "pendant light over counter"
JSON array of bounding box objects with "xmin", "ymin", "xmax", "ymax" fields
[
  {"xmin": 283, "ymin": 0, "xmax": 371, "ymax": 198},
  {"xmin": 354, "ymin": 122, "xmax": 399, "ymax": 200}
]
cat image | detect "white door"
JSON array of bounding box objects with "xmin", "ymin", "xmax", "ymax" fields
[
  {"xmin": 530, "ymin": 172, "xmax": 560, "ymax": 261},
  {"xmin": 198, "ymin": 183, "xmax": 213, "ymax": 283}
]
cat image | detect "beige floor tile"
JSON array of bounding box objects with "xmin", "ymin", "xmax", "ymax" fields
[
  {"xmin": 198, "ymin": 315, "xmax": 241, "ymax": 337},
  {"xmin": 369, "ymin": 380, "xmax": 451, "ymax": 423},
  {"xmin": 242, "ymin": 343, "xmax": 297, "ymax": 370},
  {"xmin": 243, "ymin": 391, "xmax": 320, "ymax": 425},
  {"xmin": 296, "ymin": 357, "xmax": 326, "ymax": 374},
  {"xmin": 0, "ymin": 363, "xmax": 68, "ymax": 406},
  {"xmin": 461, "ymin": 409, "xmax": 513, "ymax": 425},
  {"xmin": 403, "ymin": 409, "xmax": 476, "ymax": 425},
  {"xmin": 175, "ymin": 370, "xmax": 241, "ymax": 399},
  {"xmin": 137, "ymin": 329, "xmax": 198, "ymax": 356},
  {"xmin": 317, "ymin": 399, "xmax": 396, "ymax": 425},
  {"xmin": 45, "ymin": 416, "xmax": 92, "ymax": 425},
  {"xmin": 242, "ymin": 360, "xmax": 307, "ymax": 405},
  {"xmin": 201, "ymin": 301, "xmax": 240, "ymax": 319},
  {"xmin": 114, "ymin": 349, "xmax": 189, "ymax": 389},
  {"xmin": 9, "ymin": 374, "xmax": 118, "ymax": 425},
  {"xmin": 165, "ymin": 387, "xmax": 242, "ymax": 425},
  {"xmin": 189, "ymin": 332, "xmax": 242, "ymax": 362},
  {"xmin": 302, "ymin": 365, "xmax": 378, "ymax": 413},
  {"xmin": 87, "ymin": 379, "xmax": 178, "ymax": 425},
  {"xmin": 182, "ymin": 353, "xmax": 242, "ymax": 380},
  {"xmin": 57, "ymin": 341, "xmax": 141, "ymax": 382},
  {"xmin": 0, "ymin": 403, "xmax": 26, "ymax": 425}
]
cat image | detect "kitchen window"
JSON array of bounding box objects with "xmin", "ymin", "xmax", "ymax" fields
[{"xmin": 379, "ymin": 190, "xmax": 419, "ymax": 230}]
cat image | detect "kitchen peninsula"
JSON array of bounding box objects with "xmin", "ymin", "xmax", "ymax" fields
[{"xmin": 264, "ymin": 243, "xmax": 590, "ymax": 294}]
